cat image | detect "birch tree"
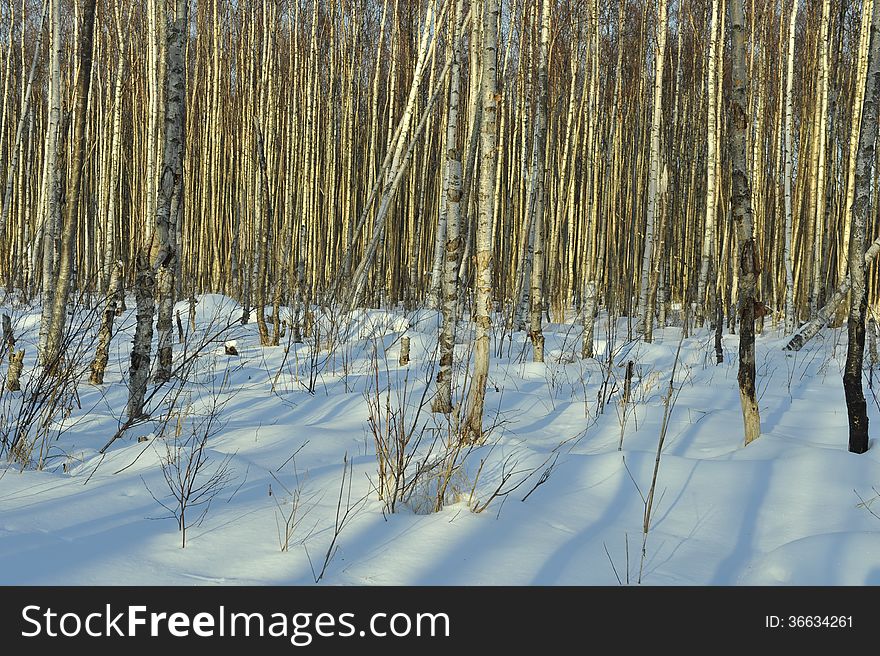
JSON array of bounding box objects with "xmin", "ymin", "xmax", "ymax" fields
[
  {"xmin": 464, "ymin": 0, "xmax": 498, "ymax": 441},
  {"xmin": 782, "ymin": 0, "xmax": 798, "ymax": 334},
  {"xmin": 153, "ymin": 0, "xmax": 188, "ymax": 383},
  {"xmin": 45, "ymin": 0, "xmax": 98, "ymax": 366},
  {"xmin": 528, "ymin": 0, "xmax": 550, "ymax": 362},
  {"xmin": 37, "ymin": 0, "xmax": 63, "ymax": 366},
  {"xmin": 730, "ymin": 0, "xmax": 761, "ymax": 446},
  {"xmin": 844, "ymin": 0, "xmax": 880, "ymax": 455},
  {"xmin": 697, "ymin": 0, "xmax": 721, "ymax": 327},
  {"xmin": 433, "ymin": 0, "xmax": 466, "ymax": 414},
  {"xmin": 637, "ymin": 0, "xmax": 668, "ymax": 340}
]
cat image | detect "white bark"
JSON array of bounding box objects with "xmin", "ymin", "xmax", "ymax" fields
[
  {"xmin": 154, "ymin": 0, "xmax": 188, "ymax": 381},
  {"xmin": 464, "ymin": 0, "xmax": 498, "ymax": 440},
  {"xmin": 697, "ymin": 0, "xmax": 720, "ymax": 327},
  {"xmin": 0, "ymin": 0, "xmax": 48, "ymax": 264},
  {"xmin": 637, "ymin": 0, "xmax": 668, "ymax": 338},
  {"xmin": 37, "ymin": 0, "xmax": 62, "ymax": 366},
  {"xmin": 529, "ymin": 0, "xmax": 551, "ymax": 363},
  {"xmin": 433, "ymin": 0, "xmax": 465, "ymax": 414},
  {"xmin": 783, "ymin": 0, "xmax": 798, "ymax": 334}
]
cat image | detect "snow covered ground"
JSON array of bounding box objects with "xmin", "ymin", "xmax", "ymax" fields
[{"xmin": 1, "ymin": 294, "xmax": 879, "ymax": 585}]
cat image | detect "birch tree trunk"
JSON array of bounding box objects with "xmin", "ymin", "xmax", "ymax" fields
[
  {"xmin": 432, "ymin": 0, "xmax": 465, "ymax": 414},
  {"xmin": 782, "ymin": 0, "xmax": 798, "ymax": 334},
  {"xmin": 637, "ymin": 0, "xmax": 668, "ymax": 339},
  {"xmin": 344, "ymin": 61, "xmax": 451, "ymax": 314},
  {"xmin": 37, "ymin": 0, "xmax": 63, "ymax": 366},
  {"xmin": 731, "ymin": 0, "xmax": 761, "ymax": 446},
  {"xmin": 46, "ymin": 0, "xmax": 98, "ymax": 367},
  {"xmin": 844, "ymin": 0, "xmax": 880, "ymax": 455},
  {"xmin": 154, "ymin": 0, "xmax": 188, "ymax": 382},
  {"xmin": 102, "ymin": 5, "xmax": 129, "ymax": 293},
  {"xmin": 840, "ymin": 0, "xmax": 874, "ymax": 286},
  {"xmin": 254, "ymin": 120, "xmax": 272, "ymax": 347},
  {"xmin": 90, "ymin": 261, "xmax": 123, "ymax": 385},
  {"xmin": 0, "ymin": 0, "xmax": 47, "ymax": 278},
  {"xmin": 464, "ymin": 0, "xmax": 498, "ymax": 441},
  {"xmin": 529, "ymin": 0, "xmax": 551, "ymax": 363},
  {"xmin": 809, "ymin": 0, "xmax": 831, "ymax": 315},
  {"xmin": 127, "ymin": 254, "xmax": 155, "ymax": 420},
  {"xmin": 784, "ymin": 235, "xmax": 880, "ymax": 351},
  {"xmin": 343, "ymin": 0, "xmax": 442, "ymax": 310},
  {"xmin": 697, "ymin": 0, "xmax": 721, "ymax": 327}
]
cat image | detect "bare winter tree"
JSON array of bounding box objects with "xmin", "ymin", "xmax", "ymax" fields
[
  {"xmin": 432, "ymin": 0, "xmax": 466, "ymax": 414},
  {"xmin": 464, "ymin": 0, "xmax": 499, "ymax": 442},
  {"xmin": 45, "ymin": 0, "xmax": 98, "ymax": 367},
  {"xmin": 528, "ymin": 0, "xmax": 551, "ymax": 363},
  {"xmin": 153, "ymin": 0, "xmax": 189, "ymax": 383},
  {"xmin": 844, "ymin": 0, "xmax": 880, "ymax": 455},
  {"xmin": 730, "ymin": 0, "xmax": 761, "ymax": 446}
]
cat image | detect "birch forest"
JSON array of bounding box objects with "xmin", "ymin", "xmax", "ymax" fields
[{"xmin": 4, "ymin": 0, "xmax": 880, "ymax": 586}]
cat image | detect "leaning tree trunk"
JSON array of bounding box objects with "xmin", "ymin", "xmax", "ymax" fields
[
  {"xmin": 529, "ymin": 0, "xmax": 551, "ymax": 363},
  {"xmin": 153, "ymin": 0, "xmax": 188, "ymax": 382},
  {"xmin": 730, "ymin": 0, "xmax": 761, "ymax": 446},
  {"xmin": 784, "ymin": 206, "xmax": 880, "ymax": 351},
  {"xmin": 45, "ymin": 0, "xmax": 98, "ymax": 368},
  {"xmin": 464, "ymin": 0, "xmax": 499, "ymax": 442},
  {"xmin": 844, "ymin": 0, "xmax": 880, "ymax": 454},
  {"xmin": 342, "ymin": 1, "xmax": 441, "ymax": 312}
]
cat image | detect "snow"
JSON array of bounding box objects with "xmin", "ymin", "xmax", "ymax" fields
[{"xmin": 1, "ymin": 297, "xmax": 879, "ymax": 585}]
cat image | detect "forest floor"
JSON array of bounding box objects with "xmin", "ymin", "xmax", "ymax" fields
[{"xmin": 2, "ymin": 294, "xmax": 880, "ymax": 585}]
